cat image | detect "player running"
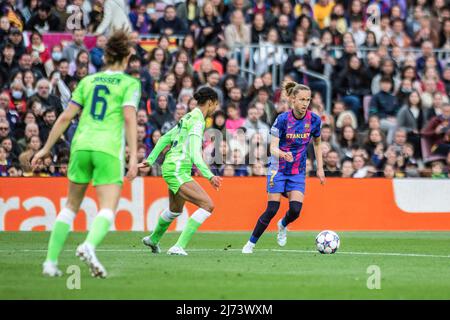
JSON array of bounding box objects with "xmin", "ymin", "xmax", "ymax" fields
[
  {"xmin": 242, "ymin": 81, "xmax": 325, "ymax": 254},
  {"xmin": 32, "ymin": 31, "xmax": 140, "ymax": 278},
  {"xmin": 138, "ymin": 87, "xmax": 222, "ymax": 256}
]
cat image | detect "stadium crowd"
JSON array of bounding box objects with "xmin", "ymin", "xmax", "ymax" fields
[{"xmin": 0, "ymin": 0, "xmax": 449, "ymax": 179}]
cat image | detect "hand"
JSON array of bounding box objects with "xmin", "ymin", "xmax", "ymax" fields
[
  {"xmin": 137, "ymin": 161, "xmax": 150, "ymax": 169},
  {"xmin": 31, "ymin": 148, "xmax": 49, "ymax": 171},
  {"xmin": 435, "ymin": 124, "xmax": 445, "ymax": 134},
  {"xmin": 203, "ymin": 27, "xmax": 212, "ymax": 35},
  {"xmin": 126, "ymin": 159, "xmax": 138, "ymax": 181},
  {"xmin": 294, "ymin": 60, "xmax": 304, "ymax": 68},
  {"xmin": 316, "ymin": 168, "xmax": 325, "ymax": 185},
  {"xmin": 210, "ymin": 176, "xmax": 222, "ymax": 191},
  {"xmin": 281, "ymin": 151, "xmax": 294, "ymax": 162}
]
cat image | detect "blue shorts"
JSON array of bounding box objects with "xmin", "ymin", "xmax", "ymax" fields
[{"xmin": 267, "ymin": 170, "xmax": 306, "ymax": 194}]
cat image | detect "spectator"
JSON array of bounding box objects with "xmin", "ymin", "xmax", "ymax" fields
[
  {"xmin": 313, "ymin": 0, "xmax": 334, "ymax": 30},
  {"xmin": 415, "ymin": 40, "xmax": 434, "ymax": 75},
  {"xmin": 129, "ymin": 31, "xmax": 149, "ymax": 64},
  {"xmin": 0, "ymin": 145, "xmax": 9, "ymax": 176},
  {"xmin": 150, "ymin": 4, "xmax": 187, "ymax": 36},
  {"xmin": 6, "ymin": 27, "xmax": 25, "ymax": 60},
  {"xmin": 225, "ymin": 104, "xmax": 245, "ymax": 135},
  {"xmin": 149, "ymin": 94, "xmax": 173, "ymax": 130},
  {"xmin": 335, "ymin": 55, "xmax": 371, "ymax": 124},
  {"xmin": 363, "ymin": 128, "xmax": 386, "ymax": 158},
  {"xmin": 341, "ymin": 159, "xmax": 354, "ymax": 177},
  {"xmin": 197, "ymin": 70, "xmax": 224, "ymax": 106},
  {"xmin": 406, "ymin": 4, "xmax": 423, "ymax": 38},
  {"xmin": 324, "ymin": 150, "xmax": 341, "ymax": 177},
  {"xmin": 44, "ymin": 44, "xmax": 63, "ymax": 77},
  {"xmin": 370, "ymin": 76, "xmax": 400, "ymax": 143},
  {"xmin": 229, "ymin": 147, "xmax": 248, "ymax": 176},
  {"xmin": 250, "ymin": 160, "xmax": 266, "ymax": 176},
  {"xmin": 338, "ymin": 125, "xmax": 358, "ymax": 160},
  {"xmin": 9, "ymin": 80, "xmax": 27, "ymax": 114},
  {"xmin": 27, "ymin": 31, "xmax": 50, "ymax": 66},
  {"xmin": 413, "ymin": 17, "xmax": 439, "ymax": 47},
  {"xmin": 348, "ymin": 15, "xmax": 366, "ymax": 47},
  {"xmin": 51, "ymin": 0, "xmax": 70, "ymax": 31},
  {"xmin": 335, "ymin": 110, "xmax": 358, "ymax": 131},
  {"xmin": 90, "ymin": 35, "xmax": 106, "ymax": 72},
  {"xmin": 161, "ymin": 104, "xmax": 186, "ymax": 134},
  {"xmin": 250, "ymin": 87, "xmax": 276, "ymax": 125},
  {"xmin": 0, "ymin": 94, "xmax": 19, "ymax": 132},
  {"xmin": 25, "ymin": 3, "xmax": 60, "ymax": 33},
  {"xmin": 396, "ymin": 90, "xmax": 426, "ymax": 157},
  {"xmin": 193, "ymin": 44, "xmax": 224, "ymax": 75},
  {"xmin": 197, "ymin": 0, "xmax": 224, "ymax": 47},
  {"xmin": 223, "ymin": 164, "xmax": 235, "ymax": 177},
  {"xmin": 383, "ymin": 163, "xmax": 396, "ymax": 178},
  {"xmin": 243, "ymin": 104, "xmax": 270, "ymax": 143},
  {"xmin": 176, "ymin": 0, "xmax": 200, "ymax": 31},
  {"xmin": 352, "ymin": 155, "xmax": 369, "ymax": 178},
  {"xmin": 427, "ymin": 92, "xmax": 448, "ymax": 121},
  {"xmin": 221, "ymin": 58, "xmax": 248, "ymax": 92},
  {"xmin": 129, "ymin": 3, "xmax": 151, "ymax": 34},
  {"xmin": 224, "ymin": 9, "xmax": 251, "ymax": 58},
  {"xmin": 391, "ymin": 18, "xmax": 412, "ymax": 48},
  {"xmin": 371, "ymin": 58, "xmax": 401, "ymax": 95},
  {"xmin": 0, "ymin": 43, "xmax": 19, "ymax": 82},
  {"xmin": 68, "ymin": 50, "xmax": 95, "ymax": 76},
  {"xmin": 431, "ymin": 161, "xmax": 446, "ymax": 179},
  {"xmin": 421, "ymin": 103, "xmax": 450, "ymax": 156},
  {"xmin": 94, "ymin": 0, "xmax": 132, "ymax": 36},
  {"xmin": 62, "ymin": 28, "xmax": 87, "ymax": 62},
  {"xmin": 32, "ymin": 78, "xmax": 63, "ymax": 115},
  {"xmin": 17, "ymin": 122, "xmax": 38, "ymax": 152},
  {"xmin": 0, "ymin": 15, "xmax": 10, "ymax": 43},
  {"xmin": 251, "ymin": 12, "xmax": 267, "ymax": 44},
  {"xmin": 20, "ymin": 0, "xmax": 37, "ymax": 24},
  {"xmin": 38, "ymin": 108, "xmax": 56, "ymax": 143}
]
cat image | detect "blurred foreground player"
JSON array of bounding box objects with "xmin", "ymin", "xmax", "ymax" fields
[{"xmin": 33, "ymin": 30, "xmax": 140, "ymax": 277}]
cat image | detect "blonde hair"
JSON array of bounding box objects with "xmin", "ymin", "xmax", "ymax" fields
[{"xmin": 281, "ymin": 80, "xmax": 310, "ymax": 98}]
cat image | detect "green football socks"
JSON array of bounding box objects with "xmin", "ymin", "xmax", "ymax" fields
[
  {"xmin": 45, "ymin": 208, "xmax": 76, "ymax": 263},
  {"xmin": 175, "ymin": 209, "xmax": 211, "ymax": 249},
  {"xmin": 85, "ymin": 209, "xmax": 114, "ymax": 248},
  {"xmin": 150, "ymin": 209, "xmax": 181, "ymax": 244}
]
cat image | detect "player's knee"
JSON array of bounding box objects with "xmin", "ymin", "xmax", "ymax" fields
[
  {"xmin": 260, "ymin": 201, "xmax": 280, "ymax": 224},
  {"xmin": 201, "ymin": 200, "xmax": 214, "ymax": 213},
  {"xmin": 288, "ymin": 201, "xmax": 303, "ymax": 220},
  {"xmin": 169, "ymin": 203, "xmax": 183, "ymax": 213}
]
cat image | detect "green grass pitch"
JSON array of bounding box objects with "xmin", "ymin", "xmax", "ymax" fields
[{"xmin": 1, "ymin": 231, "xmax": 450, "ymax": 299}]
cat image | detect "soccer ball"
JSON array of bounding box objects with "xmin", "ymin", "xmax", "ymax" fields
[{"xmin": 315, "ymin": 230, "xmax": 340, "ymax": 254}]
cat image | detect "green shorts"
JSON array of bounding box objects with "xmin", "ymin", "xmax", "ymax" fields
[
  {"xmin": 162, "ymin": 167, "xmax": 193, "ymax": 194},
  {"xmin": 68, "ymin": 150, "xmax": 123, "ymax": 186}
]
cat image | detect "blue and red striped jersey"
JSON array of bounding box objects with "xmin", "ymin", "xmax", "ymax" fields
[{"xmin": 269, "ymin": 110, "xmax": 321, "ymax": 174}]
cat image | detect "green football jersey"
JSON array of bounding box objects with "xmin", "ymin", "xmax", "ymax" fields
[
  {"xmin": 70, "ymin": 71, "xmax": 141, "ymax": 160},
  {"xmin": 163, "ymin": 108, "xmax": 206, "ymax": 172}
]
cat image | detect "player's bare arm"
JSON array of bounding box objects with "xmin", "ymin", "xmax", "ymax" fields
[
  {"xmin": 124, "ymin": 105, "xmax": 138, "ymax": 181},
  {"xmin": 313, "ymin": 136, "xmax": 325, "ymax": 185},
  {"xmin": 31, "ymin": 102, "xmax": 80, "ymax": 169},
  {"xmin": 270, "ymin": 136, "xmax": 293, "ymax": 162}
]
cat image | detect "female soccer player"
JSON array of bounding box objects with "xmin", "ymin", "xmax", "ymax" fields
[
  {"xmin": 32, "ymin": 31, "xmax": 140, "ymax": 278},
  {"xmin": 242, "ymin": 81, "xmax": 325, "ymax": 254},
  {"xmin": 139, "ymin": 87, "xmax": 222, "ymax": 256}
]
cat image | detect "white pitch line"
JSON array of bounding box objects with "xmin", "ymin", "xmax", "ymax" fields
[{"xmin": 1, "ymin": 248, "xmax": 450, "ymax": 259}]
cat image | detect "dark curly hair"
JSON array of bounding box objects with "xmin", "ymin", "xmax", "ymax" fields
[{"xmin": 193, "ymin": 87, "xmax": 218, "ymax": 105}]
